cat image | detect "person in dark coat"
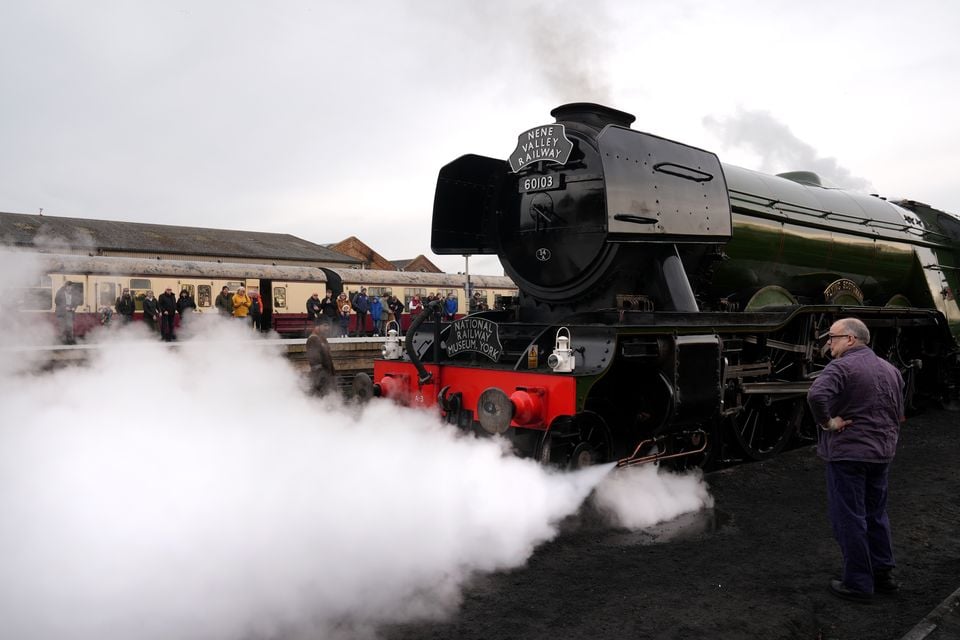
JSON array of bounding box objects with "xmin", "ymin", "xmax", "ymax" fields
[
  {"xmin": 115, "ymin": 288, "xmax": 136, "ymax": 324},
  {"xmin": 305, "ymin": 324, "xmax": 336, "ymax": 396},
  {"xmin": 306, "ymin": 292, "xmax": 322, "ymax": 326},
  {"xmin": 388, "ymin": 295, "xmax": 405, "ymax": 335},
  {"xmin": 157, "ymin": 287, "xmax": 178, "ymax": 341},
  {"xmin": 214, "ymin": 286, "xmax": 232, "ymax": 317},
  {"xmin": 320, "ymin": 291, "xmax": 339, "ymax": 330},
  {"xmin": 142, "ymin": 290, "xmax": 159, "ymax": 332},
  {"xmin": 177, "ymin": 289, "xmax": 197, "ymax": 327},
  {"xmin": 351, "ymin": 288, "xmax": 370, "ymax": 337},
  {"xmin": 54, "ymin": 281, "xmax": 78, "ymax": 344},
  {"xmin": 807, "ymin": 317, "xmax": 905, "ymax": 603},
  {"xmin": 249, "ymin": 291, "xmax": 264, "ymax": 331}
]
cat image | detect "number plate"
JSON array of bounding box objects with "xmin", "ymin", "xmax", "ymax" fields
[{"xmin": 518, "ymin": 174, "xmax": 564, "ymax": 194}]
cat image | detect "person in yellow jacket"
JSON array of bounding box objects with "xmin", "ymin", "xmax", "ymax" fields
[{"xmin": 232, "ymin": 287, "xmax": 252, "ymax": 319}]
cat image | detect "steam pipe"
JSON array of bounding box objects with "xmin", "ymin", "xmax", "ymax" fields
[
  {"xmin": 656, "ymin": 245, "xmax": 699, "ymax": 312},
  {"xmin": 405, "ymin": 299, "xmax": 443, "ymax": 386},
  {"xmin": 616, "ymin": 430, "xmax": 709, "ymax": 468}
]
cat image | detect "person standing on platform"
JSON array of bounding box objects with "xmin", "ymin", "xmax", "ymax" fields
[
  {"xmin": 408, "ymin": 294, "xmax": 423, "ymax": 317},
  {"xmin": 249, "ymin": 291, "xmax": 264, "ymax": 331},
  {"xmin": 157, "ymin": 287, "xmax": 177, "ymax": 341},
  {"xmin": 320, "ymin": 291, "xmax": 339, "ymax": 330},
  {"xmin": 215, "ymin": 286, "xmax": 233, "ymax": 317},
  {"xmin": 177, "ymin": 289, "xmax": 197, "ymax": 328},
  {"xmin": 370, "ymin": 295, "xmax": 383, "ymax": 336},
  {"xmin": 142, "ymin": 290, "xmax": 159, "ymax": 333},
  {"xmin": 388, "ymin": 295, "xmax": 405, "ymax": 335},
  {"xmin": 232, "ymin": 287, "xmax": 252, "ymax": 320},
  {"xmin": 54, "ymin": 281, "xmax": 78, "ymax": 344},
  {"xmin": 115, "ymin": 288, "xmax": 136, "ymax": 324},
  {"xmin": 306, "ymin": 292, "xmax": 322, "ymax": 326},
  {"xmin": 351, "ymin": 287, "xmax": 369, "ymax": 337},
  {"xmin": 807, "ymin": 317, "xmax": 905, "ymax": 604},
  {"xmin": 443, "ymin": 292, "xmax": 458, "ymax": 321},
  {"xmin": 338, "ymin": 301, "xmax": 351, "ymax": 338}
]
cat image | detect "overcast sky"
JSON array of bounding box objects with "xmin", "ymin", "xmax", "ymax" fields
[{"xmin": 2, "ymin": 0, "xmax": 958, "ymax": 274}]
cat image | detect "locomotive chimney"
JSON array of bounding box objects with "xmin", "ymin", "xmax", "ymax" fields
[{"xmin": 551, "ymin": 103, "xmax": 636, "ymax": 130}]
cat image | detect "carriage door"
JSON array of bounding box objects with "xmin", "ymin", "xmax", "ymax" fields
[
  {"xmin": 96, "ymin": 281, "xmax": 118, "ymax": 320},
  {"xmin": 260, "ymin": 278, "xmax": 273, "ymax": 332}
]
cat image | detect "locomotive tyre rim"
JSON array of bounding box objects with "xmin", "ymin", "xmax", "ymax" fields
[
  {"xmin": 537, "ymin": 432, "xmax": 553, "ymax": 464},
  {"xmin": 557, "ymin": 413, "xmax": 612, "ymax": 469},
  {"xmin": 728, "ymin": 395, "xmax": 801, "ymax": 460},
  {"xmin": 569, "ymin": 442, "xmax": 596, "ymax": 469},
  {"xmin": 352, "ymin": 372, "xmax": 374, "ymax": 403},
  {"xmin": 477, "ymin": 387, "xmax": 514, "ymax": 435}
]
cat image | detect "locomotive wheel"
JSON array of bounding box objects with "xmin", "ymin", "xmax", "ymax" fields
[
  {"xmin": 569, "ymin": 442, "xmax": 598, "ymax": 469},
  {"xmin": 539, "ymin": 413, "xmax": 612, "ymax": 469},
  {"xmin": 728, "ymin": 395, "xmax": 802, "ymax": 461}
]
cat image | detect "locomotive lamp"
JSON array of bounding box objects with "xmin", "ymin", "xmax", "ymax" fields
[
  {"xmin": 382, "ymin": 322, "xmax": 403, "ymax": 360},
  {"xmin": 547, "ymin": 327, "xmax": 575, "ymax": 373}
]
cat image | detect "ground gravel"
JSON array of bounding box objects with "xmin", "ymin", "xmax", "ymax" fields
[{"xmin": 384, "ymin": 408, "xmax": 960, "ymax": 640}]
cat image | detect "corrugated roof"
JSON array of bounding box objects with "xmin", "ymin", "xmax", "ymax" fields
[{"xmin": 0, "ymin": 211, "xmax": 360, "ymax": 264}]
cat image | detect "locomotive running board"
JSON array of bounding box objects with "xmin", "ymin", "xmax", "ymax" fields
[
  {"xmin": 616, "ymin": 430, "xmax": 709, "ymax": 468},
  {"xmin": 739, "ymin": 381, "xmax": 812, "ymax": 394}
]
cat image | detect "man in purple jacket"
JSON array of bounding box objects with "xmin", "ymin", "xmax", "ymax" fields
[{"xmin": 807, "ymin": 317, "xmax": 905, "ymax": 603}]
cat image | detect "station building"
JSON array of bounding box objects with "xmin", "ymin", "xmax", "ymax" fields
[{"xmin": 0, "ymin": 211, "xmax": 441, "ymax": 272}]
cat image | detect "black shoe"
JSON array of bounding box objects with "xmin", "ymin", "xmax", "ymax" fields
[
  {"xmin": 829, "ymin": 579, "xmax": 872, "ymax": 603},
  {"xmin": 874, "ymin": 570, "xmax": 901, "ymax": 594}
]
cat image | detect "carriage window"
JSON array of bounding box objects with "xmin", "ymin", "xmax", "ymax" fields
[
  {"xmin": 274, "ymin": 286, "xmax": 287, "ymax": 309},
  {"xmin": 179, "ymin": 284, "xmax": 195, "ymax": 298},
  {"xmin": 13, "ymin": 274, "xmax": 53, "ymax": 310},
  {"xmin": 98, "ymin": 282, "xmax": 117, "ymax": 308},
  {"xmin": 227, "ymin": 281, "xmax": 243, "ymax": 291},
  {"xmin": 367, "ymin": 286, "xmax": 390, "ymax": 297},
  {"xmin": 129, "ymin": 279, "xmax": 151, "ymax": 311},
  {"xmin": 404, "ymin": 288, "xmax": 426, "ymax": 305},
  {"xmin": 197, "ymin": 285, "xmax": 212, "ymax": 307}
]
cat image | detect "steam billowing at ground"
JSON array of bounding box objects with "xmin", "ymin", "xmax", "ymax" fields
[{"xmin": 0, "ymin": 253, "xmax": 713, "ymax": 640}]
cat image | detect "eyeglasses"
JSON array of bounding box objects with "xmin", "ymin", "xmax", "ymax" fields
[{"xmin": 826, "ymin": 334, "xmax": 853, "ymax": 341}]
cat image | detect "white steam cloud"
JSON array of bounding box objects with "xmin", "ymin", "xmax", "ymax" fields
[
  {"xmin": 0, "ymin": 255, "xmax": 713, "ymax": 640},
  {"xmin": 704, "ymin": 108, "xmax": 872, "ymax": 191},
  {"xmin": 592, "ymin": 464, "xmax": 714, "ymax": 529}
]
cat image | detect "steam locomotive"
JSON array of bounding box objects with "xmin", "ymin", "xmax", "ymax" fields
[{"xmin": 364, "ymin": 103, "xmax": 960, "ymax": 468}]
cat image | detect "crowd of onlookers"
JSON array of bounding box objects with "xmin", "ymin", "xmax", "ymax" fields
[
  {"xmin": 305, "ymin": 289, "xmax": 467, "ymax": 338},
  {"xmin": 54, "ymin": 281, "xmax": 489, "ymax": 345},
  {"xmin": 102, "ymin": 284, "xmax": 263, "ymax": 342}
]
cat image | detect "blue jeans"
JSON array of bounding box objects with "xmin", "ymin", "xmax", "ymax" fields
[{"xmin": 826, "ymin": 460, "xmax": 896, "ymax": 593}]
